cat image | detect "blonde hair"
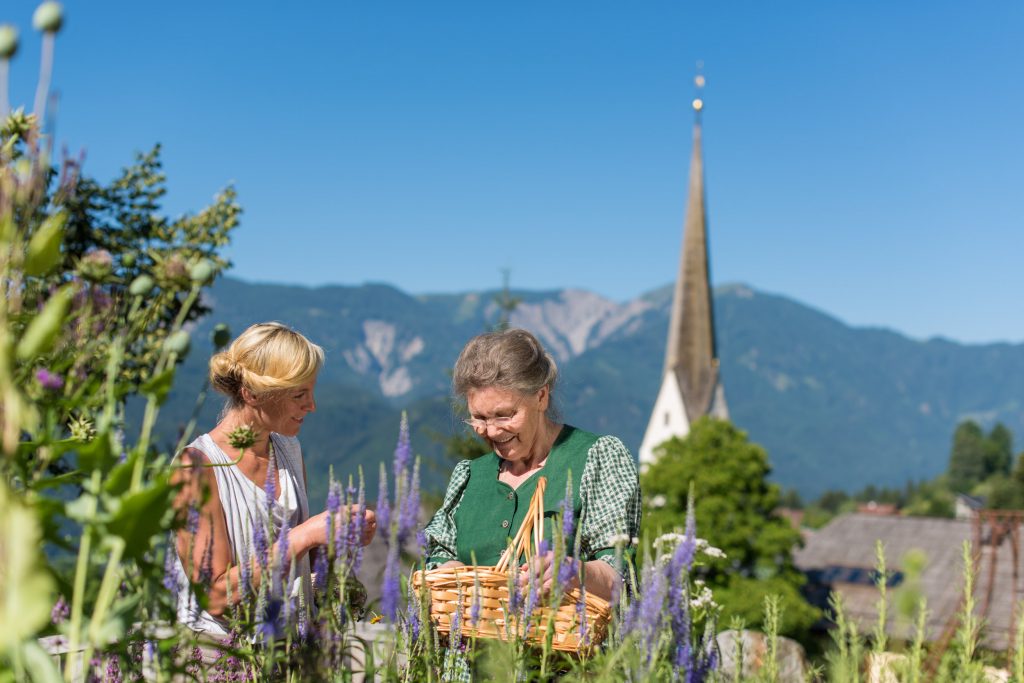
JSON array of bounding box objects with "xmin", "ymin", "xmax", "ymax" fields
[
  {"xmin": 452, "ymin": 328, "xmax": 558, "ymax": 400},
  {"xmin": 209, "ymin": 322, "xmax": 324, "ymax": 409}
]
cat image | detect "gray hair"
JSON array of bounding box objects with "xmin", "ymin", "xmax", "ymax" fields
[{"xmin": 452, "ymin": 328, "xmax": 558, "ymax": 402}]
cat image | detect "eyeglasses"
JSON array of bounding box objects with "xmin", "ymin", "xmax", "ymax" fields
[
  {"xmin": 463, "ymin": 415, "xmax": 518, "ymax": 430},
  {"xmin": 463, "ymin": 402, "xmax": 523, "ymax": 430}
]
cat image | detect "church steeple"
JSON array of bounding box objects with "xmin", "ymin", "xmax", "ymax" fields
[{"xmin": 639, "ymin": 72, "xmax": 728, "ymax": 466}]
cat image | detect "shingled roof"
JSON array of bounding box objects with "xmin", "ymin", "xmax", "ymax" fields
[{"xmin": 794, "ymin": 513, "xmax": 1024, "ymax": 650}]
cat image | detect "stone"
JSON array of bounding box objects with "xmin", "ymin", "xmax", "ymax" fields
[{"xmin": 716, "ymin": 629, "xmax": 809, "ymax": 683}]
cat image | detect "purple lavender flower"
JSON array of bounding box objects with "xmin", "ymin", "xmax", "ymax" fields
[
  {"xmin": 264, "ymin": 447, "xmax": 277, "ymax": 513},
  {"xmin": 560, "ymin": 479, "xmax": 576, "ymax": 543},
  {"xmin": 406, "ymin": 595, "xmax": 422, "ymax": 641},
  {"xmin": 257, "ymin": 597, "xmax": 284, "ymax": 643},
  {"xmin": 353, "ymin": 478, "xmax": 366, "ymax": 573},
  {"xmin": 51, "ymin": 595, "xmax": 69, "ymax": 625},
  {"xmin": 186, "ymin": 505, "xmax": 200, "ymax": 534},
  {"xmin": 398, "ymin": 458, "xmax": 421, "ymax": 546},
  {"xmin": 393, "ymin": 412, "xmax": 411, "ymax": 483},
  {"xmin": 35, "ymin": 368, "xmax": 64, "ymax": 391},
  {"xmin": 377, "ymin": 463, "xmax": 390, "ymax": 542},
  {"xmin": 327, "ymin": 480, "xmax": 341, "ymax": 514},
  {"xmin": 558, "ymin": 556, "xmax": 579, "ymax": 594},
  {"xmin": 576, "ymin": 583, "xmax": 589, "ymax": 647},
  {"xmin": 449, "ymin": 590, "xmax": 463, "ymax": 648},
  {"xmin": 381, "ymin": 541, "xmax": 401, "ymax": 621},
  {"xmin": 253, "ymin": 521, "xmax": 269, "ymax": 569},
  {"xmin": 622, "ymin": 562, "xmax": 666, "ymax": 645},
  {"xmin": 239, "ymin": 541, "xmax": 252, "ymax": 596},
  {"xmin": 275, "ymin": 510, "xmax": 292, "ymax": 597},
  {"xmin": 162, "ymin": 541, "xmax": 178, "ymax": 592},
  {"xmin": 104, "ymin": 655, "xmax": 122, "ymax": 683},
  {"xmin": 313, "ymin": 549, "xmax": 327, "ymax": 592},
  {"xmin": 508, "ymin": 571, "xmax": 523, "ymax": 615}
]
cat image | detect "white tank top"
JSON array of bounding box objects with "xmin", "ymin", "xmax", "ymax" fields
[{"xmin": 171, "ymin": 432, "xmax": 313, "ymax": 635}]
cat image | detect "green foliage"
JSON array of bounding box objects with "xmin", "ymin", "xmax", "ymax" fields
[{"xmin": 641, "ymin": 417, "xmax": 819, "ymax": 637}]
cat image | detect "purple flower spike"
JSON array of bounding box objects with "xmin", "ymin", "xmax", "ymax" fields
[
  {"xmin": 51, "ymin": 595, "xmax": 69, "ymax": 625},
  {"xmin": 239, "ymin": 542, "xmax": 252, "ymax": 595},
  {"xmin": 264, "ymin": 447, "xmax": 277, "ymax": 513},
  {"xmin": 253, "ymin": 522, "xmax": 269, "ymax": 569},
  {"xmin": 381, "ymin": 542, "xmax": 400, "ymax": 622},
  {"xmin": 162, "ymin": 541, "xmax": 178, "ymax": 593},
  {"xmin": 560, "ymin": 479, "xmax": 576, "ymax": 543},
  {"xmin": 326, "ymin": 480, "xmax": 341, "ymax": 515},
  {"xmin": 313, "ymin": 549, "xmax": 327, "ymax": 592},
  {"xmin": 393, "ymin": 412, "xmax": 411, "ymax": 483},
  {"xmin": 36, "ymin": 368, "xmax": 64, "ymax": 391},
  {"xmin": 406, "ymin": 596, "xmax": 422, "ymax": 641},
  {"xmin": 398, "ymin": 459, "xmax": 421, "ymax": 546},
  {"xmin": 377, "ymin": 464, "xmax": 390, "ymax": 541}
]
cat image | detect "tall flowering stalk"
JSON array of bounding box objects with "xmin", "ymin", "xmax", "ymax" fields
[{"xmin": 376, "ymin": 412, "xmax": 421, "ymax": 623}]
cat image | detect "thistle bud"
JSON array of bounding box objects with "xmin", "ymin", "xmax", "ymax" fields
[
  {"xmin": 189, "ymin": 258, "xmax": 215, "ymax": 285},
  {"xmin": 211, "ymin": 323, "xmax": 231, "ymax": 349},
  {"xmin": 33, "ymin": 2, "xmax": 64, "ymax": 34},
  {"xmin": 77, "ymin": 249, "xmax": 114, "ymax": 282},
  {"xmin": 163, "ymin": 330, "xmax": 191, "ymax": 356},
  {"xmin": 121, "ymin": 252, "xmax": 136, "ymax": 268},
  {"xmin": 128, "ymin": 275, "xmax": 155, "ymax": 297},
  {"xmin": 0, "ymin": 25, "xmax": 18, "ymax": 60}
]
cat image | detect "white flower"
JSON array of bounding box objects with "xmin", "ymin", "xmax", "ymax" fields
[
  {"xmin": 701, "ymin": 546, "xmax": 727, "ymax": 559},
  {"xmin": 690, "ymin": 584, "xmax": 717, "ymax": 610},
  {"xmin": 608, "ymin": 533, "xmax": 631, "ymax": 546},
  {"xmin": 649, "ymin": 494, "xmax": 667, "ymax": 509}
]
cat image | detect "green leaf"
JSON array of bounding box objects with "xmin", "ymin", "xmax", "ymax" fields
[
  {"xmin": 0, "ymin": 483, "xmax": 55, "ymax": 650},
  {"xmin": 77, "ymin": 431, "xmax": 116, "ymax": 474},
  {"xmin": 105, "ymin": 479, "xmax": 176, "ymax": 561},
  {"xmin": 15, "ymin": 285, "xmax": 75, "ymax": 360},
  {"xmin": 102, "ymin": 455, "xmax": 137, "ymax": 498},
  {"xmin": 63, "ymin": 493, "xmax": 99, "ymax": 523},
  {"xmin": 140, "ymin": 367, "xmax": 176, "ymax": 405},
  {"xmin": 24, "ymin": 211, "xmax": 67, "ymax": 277}
]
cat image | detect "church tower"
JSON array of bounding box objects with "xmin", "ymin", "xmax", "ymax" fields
[{"xmin": 639, "ymin": 75, "xmax": 728, "ymax": 467}]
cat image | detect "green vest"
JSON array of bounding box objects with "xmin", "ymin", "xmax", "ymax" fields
[{"xmin": 454, "ymin": 425, "xmax": 598, "ymax": 567}]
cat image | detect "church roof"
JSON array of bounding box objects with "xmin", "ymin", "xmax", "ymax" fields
[{"xmin": 663, "ymin": 91, "xmax": 723, "ymax": 423}]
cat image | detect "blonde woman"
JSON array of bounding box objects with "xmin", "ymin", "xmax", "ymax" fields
[{"xmin": 170, "ymin": 322, "xmax": 376, "ymax": 635}]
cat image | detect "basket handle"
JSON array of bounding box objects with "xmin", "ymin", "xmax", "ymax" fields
[{"xmin": 495, "ymin": 476, "xmax": 547, "ymax": 573}]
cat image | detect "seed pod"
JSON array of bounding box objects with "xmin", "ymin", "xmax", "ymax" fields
[
  {"xmin": 189, "ymin": 258, "xmax": 215, "ymax": 285},
  {"xmin": 128, "ymin": 275, "xmax": 155, "ymax": 297},
  {"xmin": 33, "ymin": 2, "xmax": 64, "ymax": 34},
  {"xmin": 121, "ymin": 252, "xmax": 136, "ymax": 268},
  {"xmin": 0, "ymin": 25, "xmax": 18, "ymax": 60},
  {"xmin": 163, "ymin": 330, "xmax": 191, "ymax": 356},
  {"xmin": 16, "ymin": 285, "xmax": 75, "ymax": 360},
  {"xmin": 24, "ymin": 211, "xmax": 66, "ymax": 276}
]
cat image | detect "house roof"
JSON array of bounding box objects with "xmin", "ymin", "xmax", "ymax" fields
[{"xmin": 794, "ymin": 513, "xmax": 1024, "ymax": 650}]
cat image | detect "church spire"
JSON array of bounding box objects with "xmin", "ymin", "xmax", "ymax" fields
[{"xmin": 639, "ymin": 71, "xmax": 728, "ymax": 466}]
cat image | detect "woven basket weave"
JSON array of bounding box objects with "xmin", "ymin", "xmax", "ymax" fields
[{"xmin": 411, "ymin": 476, "xmax": 610, "ymax": 651}]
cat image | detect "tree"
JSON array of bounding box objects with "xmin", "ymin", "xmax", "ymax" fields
[
  {"xmin": 984, "ymin": 423, "xmax": 1014, "ymax": 478},
  {"xmin": 947, "ymin": 420, "xmax": 988, "ymax": 492},
  {"xmin": 641, "ymin": 417, "xmax": 819, "ymax": 637}
]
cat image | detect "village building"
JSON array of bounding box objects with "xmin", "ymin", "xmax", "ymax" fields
[
  {"xmin": 639, "ymin": 76, "xmax": 728, "ymax": 466},
  {"xmin": 795, "ymin": 512, "xmax": 1024, "ymax": 650}
]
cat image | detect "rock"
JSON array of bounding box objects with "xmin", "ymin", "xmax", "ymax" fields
[{"xmin": 716, "ymin": 629, "xmax": 809, "ymax": 683}]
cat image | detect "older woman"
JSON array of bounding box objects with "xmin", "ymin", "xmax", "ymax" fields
[
  {"xmin": 171, "ymin": 322, "xmax": 376, "ymax": 634},
  {"xmin": 424, "ymin": 328, "xmax": 640, "ymax": 601}
]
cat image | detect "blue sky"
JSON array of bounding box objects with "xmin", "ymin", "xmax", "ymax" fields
[{"xmin": 5, "ymin": 1, "xmax": 1023, "ymax": 343}]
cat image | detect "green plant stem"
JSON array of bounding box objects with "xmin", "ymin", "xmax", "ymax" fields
[
  {"xmin": 64, "ymin": 469, "xmax": 100, "ymax": 682},
  {"xmin": 80, "ymin": 537, "xmax": 126, "ymax": 673}
]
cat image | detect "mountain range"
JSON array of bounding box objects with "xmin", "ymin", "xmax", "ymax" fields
[{"xmin": 155, "ymin": 276, "xmax": 1024, "ymax": 505}]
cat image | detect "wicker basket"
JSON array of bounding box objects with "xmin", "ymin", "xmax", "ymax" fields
[{"xmin": 411, "ymin": 476, "xmax": 611, "ymax": 652}]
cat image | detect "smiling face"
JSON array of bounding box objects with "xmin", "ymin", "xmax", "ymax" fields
[
  {"xmin": 252, "ymin": 377, "xmax": 318, "ymax": 438},
  {"xmin": 466, "ymin": 384, "xmax": 550, "ymax": 465}
]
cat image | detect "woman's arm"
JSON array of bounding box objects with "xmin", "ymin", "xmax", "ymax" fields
[
  {"xmin": 423, "ymin": 459, "xmax": 472, "ymax": 568},
  {"xmin": 172, "ymin": 450, "xmax": 373, "ymax": 617}
]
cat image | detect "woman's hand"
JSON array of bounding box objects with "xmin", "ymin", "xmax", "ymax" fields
[
  {"xmin": 519, "ymin": 551, "xmax": 580, "ymax": 597},
  {"xmin": 292, "ymin": 505, "xmax": 377, "ymax": 555}
]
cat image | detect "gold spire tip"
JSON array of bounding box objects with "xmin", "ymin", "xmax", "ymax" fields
[
  {"xmin": 695, "ymin": 74, "xmax": 706, "ymax": 89},
  {"xmin": 692, "ymin": 98, "xmax": 704, "ymax": 111}
]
